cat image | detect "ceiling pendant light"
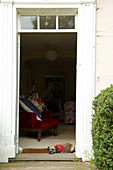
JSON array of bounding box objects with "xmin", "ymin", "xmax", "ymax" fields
[{"xmin": 45, "ymin": 42, "xmax": 58, "ymax": 61}]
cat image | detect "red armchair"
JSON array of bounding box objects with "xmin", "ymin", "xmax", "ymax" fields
[{"xmin": 19, "ymin": 110, "xmax": 58, "ymax": 141}]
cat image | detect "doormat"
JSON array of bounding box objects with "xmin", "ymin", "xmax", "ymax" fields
[{"xmin": 22, "ymin": 148, "xmax": 48, "ymax": 154}]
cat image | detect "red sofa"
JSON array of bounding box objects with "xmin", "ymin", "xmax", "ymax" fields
[{"xmin": 19, "ymin": 110, "xmax": 58, "ymax": 141}]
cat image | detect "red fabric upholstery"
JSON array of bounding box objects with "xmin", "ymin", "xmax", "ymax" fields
[
  {"xmin": 34, "ymin": 119, "xmax": 58, "ymax": 129},
  {"xmin": 20, "ymin": 110, "xmax": 58, "ymax": 130},
  {"xmin": 20, "ymin": 111, "xmax": 37, "ymax": 129}
]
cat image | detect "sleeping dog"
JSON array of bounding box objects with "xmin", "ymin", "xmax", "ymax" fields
[{"xmin": 47, "ymin": 143, "xmax": 75, "ymax": 154}]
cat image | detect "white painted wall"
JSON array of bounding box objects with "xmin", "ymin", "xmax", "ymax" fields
[
  {"xmin": 0, "ymin": 2, "xmax": 17, "ymax": 162},
  {"xmin": 96, "ymin": 0, "xmax": 113, "ymax": 95},
  {"xmin": 76, "ymin": 3, "xmax": 95, "ymax": 161}
]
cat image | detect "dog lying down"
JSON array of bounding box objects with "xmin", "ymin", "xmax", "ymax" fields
[{"xmin": 47, "ymin": 143, "xmax": 75, "ymax": 154}]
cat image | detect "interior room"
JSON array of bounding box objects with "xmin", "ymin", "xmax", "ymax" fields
[{"xmin": 19, "ymin": 33, "xmax": 77, "ymax": 150}]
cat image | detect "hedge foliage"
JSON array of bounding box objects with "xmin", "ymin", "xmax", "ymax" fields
[{"xmin": 92, "ymin": 84, "xmax": 113, "ymax": 170}]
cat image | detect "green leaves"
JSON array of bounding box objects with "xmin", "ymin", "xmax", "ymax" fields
[{"xmin": 91, "ymin": 84, "xmax": 113, "ymax": 169}]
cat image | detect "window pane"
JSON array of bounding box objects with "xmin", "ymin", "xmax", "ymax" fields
[
  {"xmin": 58, "ymin": 16, "xmax": 75, "ymax": 29},
  {"xmin": 21, "ymin": 16, "xmax": 37, "ymax": 29},
  {"xmin": 40, "ymin": 16, "xmax": 56, "ymax": 29}
]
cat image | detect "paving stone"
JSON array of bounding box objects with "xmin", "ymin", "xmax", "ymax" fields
[{"xmin": 0, "ymin": 161, "xmax": 97, "ymax": 170}]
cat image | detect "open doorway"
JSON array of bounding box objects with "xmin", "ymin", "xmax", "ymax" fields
[{"xmin": 19, "ymin": 33, "xmax": 77, "ymax": 151}]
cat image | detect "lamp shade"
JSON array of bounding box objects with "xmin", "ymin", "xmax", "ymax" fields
[{"xmin": 45, "ymin": 49, "xmax": 58, "ymax": 61}]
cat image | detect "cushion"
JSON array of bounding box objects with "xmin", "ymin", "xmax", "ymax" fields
[
  {"xmin": 29, "ymin": 91, "xmax": 47, "ymax": 113},
  {"xmin": 19, "ymin": 98, "xmax": 42, "ymax": 121}
]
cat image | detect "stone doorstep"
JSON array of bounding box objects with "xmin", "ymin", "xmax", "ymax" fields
[
  {"xmin": 9, "ymin": 153, "xmax": 76, "ymax": 162},
  {"xmin": 8, "ymin": 154, "xmax": 97, "ymax": 169},
  {"xmin": 0, "ymin": 161, "xmax": 97, "ymax": 170}
]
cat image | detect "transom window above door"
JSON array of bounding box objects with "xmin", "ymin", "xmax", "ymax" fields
[{"xmin": 20, "ymin": 15, "xmax": 76, "ymax": 30}]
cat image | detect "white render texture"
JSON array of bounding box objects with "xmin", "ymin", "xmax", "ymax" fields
[
  {"xmin": 0, "ymin": 3, "xmax": 17, "ymax": 162},
  {"xmin": 0, "ymin": 0, "xmax": 96, "ymax": 4},
  {"xmin": 76, "ymin": 3, "xmax": 95, "ymax": 161},
  {"xmin": 96, "ymin": 0, "xmax": 113, "ymax": 95}
]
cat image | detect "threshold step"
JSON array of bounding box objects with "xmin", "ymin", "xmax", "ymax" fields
[{"xmin": 9, "ymin": 153, "xmax": 75, "ymax": 162}]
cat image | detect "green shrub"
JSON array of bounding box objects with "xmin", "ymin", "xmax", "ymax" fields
[{"xmin": 92, "ymin": 84, "xmax": 113, "ymax": 170}]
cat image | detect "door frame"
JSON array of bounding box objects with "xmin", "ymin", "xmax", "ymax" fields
[{"xmin": 14, "ymin": 2, "xmax": 96, "ymax": 161}]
